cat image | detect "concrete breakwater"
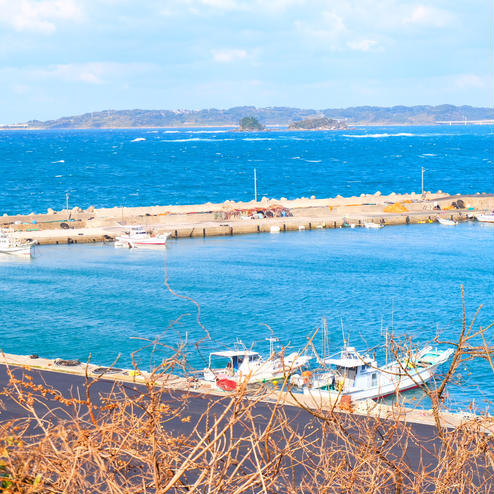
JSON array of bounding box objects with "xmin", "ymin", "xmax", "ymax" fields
[{"xmin": 2, "ymin": 191, "xmax": 493, "ymax": 245}]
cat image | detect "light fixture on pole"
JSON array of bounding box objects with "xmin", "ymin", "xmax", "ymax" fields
[{"xmin": 254, "ymin": 168, "xmax": 258, "ymax": 203}]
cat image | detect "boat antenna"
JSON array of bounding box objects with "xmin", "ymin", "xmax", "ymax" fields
[
  {"xmin": 266, "ymin": 336, "xmax": 279, "ymax": 357},
  {"xmin": 340, "ymin": 317, "xmax": 346, "ymax": 346},
  {"xmin": 322, "ymin": 317, "xmax": 329, "ymax": 361},
  {"xmin": 385, "ymin": 326, "xmax": 389, "ymax": 365}
]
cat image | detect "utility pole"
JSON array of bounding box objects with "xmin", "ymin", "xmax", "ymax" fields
[
  {"xmin": 421, "ymin": 167, "xmax": 425, "ymax": 196},
  {"xmin": 254, "ymin": 168, "xmax": 258, "ymax": 203},
  {"xmin": 66, "ymin": 193, "xmax": 69, "ymax": 214}
]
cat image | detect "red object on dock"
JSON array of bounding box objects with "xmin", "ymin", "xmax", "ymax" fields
[{"xmin": 216, "ymin": 378, "xmax": 237, "ymax": 391}]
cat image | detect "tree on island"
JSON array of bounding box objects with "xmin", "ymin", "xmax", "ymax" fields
[{"xmin": 239, "ymin": 116, "xmax": 265, "ymax": 131}]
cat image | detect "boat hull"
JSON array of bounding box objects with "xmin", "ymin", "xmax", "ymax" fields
[
  {"xmin": 476, "ymin": 214, "xmax": 494, "ymax": 223},
  {"xmin": 437, "ymin": 218, "xmax": 457, "ymax": 226},
  {"xmin": 303, "ymin": 362, "xmax": 440, "ymax": 402},
  {"xmin": 115, "ymin": 237, "xmax": 168, "ymax": 248},
  {"xmin": 0, "ymin": 246, "xmax": 33, "ymax": 257}
]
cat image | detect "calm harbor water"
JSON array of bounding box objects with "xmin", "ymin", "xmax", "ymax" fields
[
  {"xmin": 0, "ymin": 125, "xmax": 493, "ymax": 215},
  {"xmin": 1, "ymin": 223, "xmax": 493, "ymax": 409}
]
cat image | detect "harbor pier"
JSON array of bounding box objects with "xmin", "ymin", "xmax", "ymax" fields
[{"xmin": 1, "ymin": 191, "xmax": 493, "ymax": 245}]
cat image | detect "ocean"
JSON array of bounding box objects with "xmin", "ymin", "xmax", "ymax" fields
[
  {"xmin": 0, "ymin": 125, "xmax": 492, "ymax": 215},
  {"xmin": 0, "ymin": 125, "xmax": 493, "ymax": 410}
]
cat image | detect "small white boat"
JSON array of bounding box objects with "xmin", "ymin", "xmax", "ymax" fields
[
  {"xmin": 476, "ymin": 213, "xmax": 494, "ymax": 223},
  {"xmin": 291, "ymin": 345, "xmax": 453, "ymax": 402},
  {"xmin": 0, "ymin": 231, "xmax": 35, "ymax": 257},
  {"xmin": 115, "ymin": 226, "xmax": 171, "ymax": 248},
  {"xmin": 364, "ymin": 222, "xmax": 383, "ymax": 229},
  {"xmin": 203, "ymin": 341, "xmax": 312, "ymax": 388},
  {"xmin": 437, "ymin": 217, "xmax": 457, "ymax": 226}
]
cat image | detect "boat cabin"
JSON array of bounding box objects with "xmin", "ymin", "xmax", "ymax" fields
[
  {"xmin": 207, "ymin": 350, "xmax": 263, "ymax": 374},
  {"xmin": 324, "ymin": 347, "xmax": 377, "ymax": 389}
]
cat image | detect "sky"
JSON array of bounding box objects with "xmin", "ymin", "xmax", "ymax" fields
[{"xmin": 0, "ymin": 0, "xmax": 492, "ymax": 122}]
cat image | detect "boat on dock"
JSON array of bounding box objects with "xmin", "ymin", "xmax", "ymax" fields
[
  {"xmin": 437, "ymin": 217, "xmax": 457, "ymax": 226},
  {"xmin": 290, "ymin": 344, "xmax": 453, "ymax": 402},
  {"xmin": 0, "ymin": 230, "xmax": 35, "ymax": 257},
  {"xmin": 115, "ymin": 226, "xmax": 170, "ymax": 248},
  {"xmin": 203, "ymin": 340, "xmax": 312, "ymax": 389}
]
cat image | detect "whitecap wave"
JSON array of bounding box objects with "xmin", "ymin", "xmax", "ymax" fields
[
  {"xmin": 51, "ymin": 159, "xmax": 65, "ymax": 163},
  {"xmin": 343, "ymin": 132, "xmax": 414, "ymax": 138},
  {"xmin": 242, "ymin": 137, "xmax": 275, "ymax": 141},
  {"xmin": 186, "ymin": 129, "xmax": 231, "ymax": 134},
  {"xmin": 130, "ymin": 137, "xmax": 146, "ymax": 142},
  {"xmin": 162, "ymin": 137, "xmax": 235, "ymax": 142}
]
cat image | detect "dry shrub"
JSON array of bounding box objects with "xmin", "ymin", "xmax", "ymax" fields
[{"xmin": 0, "ymin": 290, "xmax": 492, "ymax": 493}]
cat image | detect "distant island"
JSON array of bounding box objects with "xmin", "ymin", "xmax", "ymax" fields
[
  {"xmin": 4, "ymin": 104, "xmax": 492, "ymax": 129},
  {"xmin": 288, "ymin": 117, "xmax": 347, "ymax": 130},
  {"xmin": 239, "ymin": 116, "xmax": 264, "ymax": 131}
]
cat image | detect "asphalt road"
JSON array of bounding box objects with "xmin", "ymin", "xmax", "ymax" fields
[{"xmin": 0, "ymin": 364, "xmax": 449, "ymax": 492}]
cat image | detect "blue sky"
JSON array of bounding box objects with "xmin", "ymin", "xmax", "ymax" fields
[{"xmin": 0, "ymin": 0, "xmax": 492, "ymax": 122}]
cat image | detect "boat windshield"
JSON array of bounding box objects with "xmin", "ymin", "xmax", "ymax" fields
[
  {"xmin": 209, "ymin": 356, "xmax": 232, "ymax": 370},
  {"xmin": 336, "ymin": 366, "xmax": 357, "ymax": 381}
]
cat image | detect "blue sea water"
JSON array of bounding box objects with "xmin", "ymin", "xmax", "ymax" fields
[
  {"xmin": 0, "ymin": 126, "xmax": 493, "ymax": 410},
  {"xmin": 0, "ymin": 224, "xmax": 493, "ymax": 409},
  {"xmin": 0, "ymin": 125, "xmax": 492, "ymax": 215}
]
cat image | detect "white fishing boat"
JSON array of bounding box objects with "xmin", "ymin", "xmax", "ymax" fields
[
  {"xmin": 476, "ymin": 213, "xmax": 494, "ymax": 223},
  {"xmin": 291, "ymin": 345, "xmax": 453, "ymax": 402},
  {"xmin": 0, "ymin": 231, "xmax": 35, "ymax": 257},
  {"xmin": 115, "ymin": 226, "xmax": 170, "ymax": 248},
  {"xmin": 363, "ymin": 222, "xmax": 383, "ymax": 229},
  {"xmin": 203, "ymin": 340, "xmax": 312, "ymax": 389},
  {"xmin": 437, "ymin": 217, "xmax": 457, "ymax": 226}
]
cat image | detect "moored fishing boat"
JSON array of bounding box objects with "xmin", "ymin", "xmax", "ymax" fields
[
  {"xmin": 0, "ymin": 231, "xmax": 35, "ymax": 257},
  {"xmin": 476, "ymin": 213, "xmax": 494, "ymax": 223},
  {"xmin": 115, "ymin": 226, "xmax": 171, "ymax": 248},
  {"xmin": 363, "ymin": 222, "xmax": 383, "ymax": 229},
  {"xmin": 437, "ymin": 217, "xmax": 457, "ymax": 226},
  {"xmin": 203, "ymin": 340, "xmax": 312, "ymax": 389},
  {"xmin": 290, "ymin": 344, "xmax": 453, "ymax": 402}
]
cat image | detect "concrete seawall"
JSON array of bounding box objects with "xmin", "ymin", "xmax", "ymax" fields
[{"xmin": 2, "ymin": 191, "xmax": 493, "ymax": 245}]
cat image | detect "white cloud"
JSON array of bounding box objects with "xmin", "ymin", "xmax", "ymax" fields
[
  {"xmin": 2, "ymin": 62, "xmax": 157, "ymax": 86},
  {"xmin": 295, "ymin": 11, "xmax": 347, "ymax": 49},
  {"xmin": 200, "ymin": 0, "xmax": 239, "ymax": 8},
  {"xmin": 183, "ymin": 0, "xmax": 307, "ymax": 13},
  {"xmin": 347, "ymin": 39, "xmax": 378, "ymax": 51},
  {"xmin": 405, "ymin": 5, "xmax": 454, "ymax": 27},
  {"xmin": 211, "ymin": 49, "xmax": 248, "ymax": 63},
  {"xmin": 0, "ymin": 0, "xmax": 83, "ymax": 33},
  {"xmin": 452, "ymin": 74, "xmax": 487, "ymax": 90}
]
